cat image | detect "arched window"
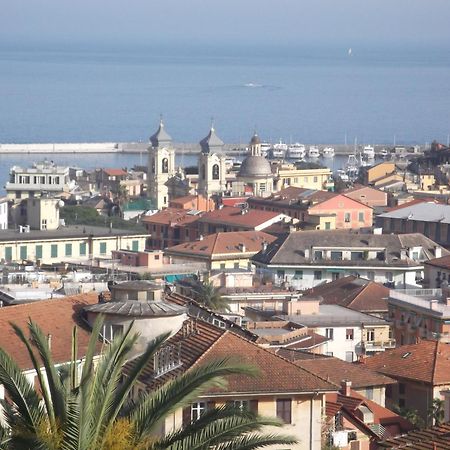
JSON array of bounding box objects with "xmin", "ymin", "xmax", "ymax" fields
[
  {"xmin": 162, "ymin": 158, "xmax": 169, "ymax": 173},
  {"xmin": 201, "ymin": 164, "xmax": 206, "ymax": 180},
  {"xmin": 212, "ymin": 164, "xmax": 220, "ymax": 180}
]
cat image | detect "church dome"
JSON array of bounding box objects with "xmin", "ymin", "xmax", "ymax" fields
[{"xmin": 238, "ymin": 155, "xmax": 273, "ymax": 178}]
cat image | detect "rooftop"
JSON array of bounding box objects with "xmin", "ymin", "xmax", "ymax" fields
[
  {"xmin": 84, "ymin": 300, "xmax": 186, "ymax": 317},
  {"xmin": 0, "ymin": 225, "xmax": 147, "ymax": 242},
  {"xmin": 425, "ymin": 254, "xmax": 450, "ymax": 270},
  {"xmin": 0, "ymin": 293, "xmax": 100, "ymax": 371},
  {"xmin": 378, "ymin": 201, "xmax": 450, "ymax": 223},
  {"xmin": 198, "ymin": 206, "xmax": 285, "ymax": 229},
  {"xmin": 102, "ymin": 168, "xmax": 128, "ymax": 177},
  {"xmin": 364, "ymin": 340, "xmax": 450, "ymax": 385},
  {"xmin": 142, "ymin": 208, "xmax": 202, "ymax": 226},
  {"xmin": 307, "ymin": 276, "xmax": 389, "ymax": 313},
  {"xmin": 252, "ymin": 230, "xmax": 447, "ymax": 267},
  {"xmin": 389, "ymin": 288, "xmax": 450, "ymax": 318},
  {"xmin": 165, "ymin": 231, "xmax": 276, "ymax": 258},
  {"xmin": 125, "ymin": 318, "xmax": 336, "ymax": 394},
  {"xmin": 276, "ymin": 304, "xmax": 388, "ymax": 327}
]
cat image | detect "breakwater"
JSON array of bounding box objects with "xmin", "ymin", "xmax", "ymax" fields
[{"xmin": 0, "ymin": 142, "xmax": 426, "ymax": 156}]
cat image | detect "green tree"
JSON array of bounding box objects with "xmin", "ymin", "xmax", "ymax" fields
[
  {"xmin": 0, "ymin": 318, "xmax": 296, "ymax": 450},
  {"xmin": 193, "ymin": 280, "xmax": 230, "ymax": 312}
]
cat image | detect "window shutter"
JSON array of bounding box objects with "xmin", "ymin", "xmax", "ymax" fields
[
  {"xmin": 182, "ymin": 406, "xmax": 191, "ymax": 427},
  {"xmin": 249, "ymin": 399, "xmax": 258, "ymax": 414}
]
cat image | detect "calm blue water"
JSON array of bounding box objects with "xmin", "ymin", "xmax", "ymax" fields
[{"xmin": 1, "ymin": 43, "xmax": 450, "ymax": 146}]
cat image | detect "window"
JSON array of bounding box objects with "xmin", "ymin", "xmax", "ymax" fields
[
  {"xmin": 325, "ymin": 352, "xmax": 333, "ymax": 356},
  {"xmin": 367, "ymin": 271, "xmax": 375, "ymax": 281},
  {"xmin": 154, "ymin": 254, "xmax": 160, "ymax": 260},
  {"xmin": 358, "ymin": 212, "xmax": 365, "ymax": 222},
  {"xmin": 191, "ymin": 402, "xmax": 206, "ymax": 421},
  {"xmin": 5, "ymin": 246, "xmax": 12, "ymax": 261},
  {"xmin": 20, "ymin": 246, "xmax": 27, "ymax": 260},
  {"xmin": 351, "ymin": 252, "xmax": 364, "ymax": 261},
  {"xmin": 65, "ymin": 243, "xmax": 72, "ymax": 257},
  {"xmin": 365, "ymin": 387, "xmax": 374, "ymax": 400},
  {"xmin": 325, "ymin": 328, "xmax": 334, "ymax": 340},
  {"xmin": 212, "ymin": 164, "xmax": 220, "ymax": 180},
  {"xmin": 132, "ymin": 240, "xmax": 139, "ymax": 251},
  {"xmin": 386, "ymin": 385, "xmax": 392, "ymax": 399},
  {"xmin": 399, "ymin": 383, "xmax": 406, "ymax": 395},
  {"xmin": 331, "ymin": 251, "xmax": 342, "ymax": 261},
  {"xmin": 234, "ymin": 262, "xmax": 239, "ymax": 269},
  {"xmin": 385, "ymin": 271, "xmax": 393, "ymax": 282},
  {"xmin": 233, "ymin": 400, "xmax": 249, "ymax": 411},
  {"xmin": 331, "ymin": 272, "xmax": 340, "ymax": 281},
  {"xmin": 162, "ymin": 158, "xmax": 169, "ymax": 173},
  {"xmin": 35, "ymin": 245, "xmax": 43, "ymax": 259},
  {"xmin": 259, "ymin": 183, "xmax": 266, "ymax": 192},
  {"xmin": 277, "ymin": 270, "xmax": 285, "ymax": 280},
  {"xmin": 304, "ymin": 176, "xmax": 308, "ymax": 182},
  {"xmin": 366, "ymin": 329, "xmax": 375, "ymax": 341},
  {"xmin": 51, "ymin": 244, "xmax": 58, "ymax": 258},
  {"xmin": 79, "ymin": 242, "xmax": 87, "ymax": 256},
  {"xmin": 346, "ymin": 329, "xmax": 354, "ymax": 340},
  {"xmin": 41, "ymin": 219, "xmax": 47, "ymax": 230},
  {"xmin": 314, "ymin": 270, "xmax": 322, "ymax": 280},
  {"xmin": 276, "ymin": 399, "xmax": 292, "ymax": 424},
  {"xmin": 313, "ymin": 176, "xmax": 318, "ymax": 182},
  {"xmin": 99, "ymin": 242, "xmax": 107, "ymax": 255},
  {"xmin": 325, "ymin": 221, "xmax": 331, "ymax": 230},
  {"xmin": 345, "ymin": 351, "xmax": 354, "ymax": 362},
  {"xmin": 294, "ymin": 270, "xmax": 303, "ymax": 279},
  {"xmin": 314, "ymin": 250, "xmax": 323, "ymax": 260},
  {"xmin": 220, "ymin": 263, "xmax": 226, "ymax": 269},
  {"xmin": 344, "ymin": 212, "xmax": 351, "ymax": 223}
]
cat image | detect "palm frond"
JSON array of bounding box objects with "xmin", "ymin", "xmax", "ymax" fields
[
  {"xmin": 213, "ymin": 432, "xmax": 298, "ymax": 450},
  {"xmin": 130, "ymin": 358, "xmax": 258, "ymax": 443}
]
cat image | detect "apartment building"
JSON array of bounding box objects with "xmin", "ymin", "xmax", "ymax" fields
[{"xmin": 252, "ymin": 230, "xmax": 446, "ymax": 290}]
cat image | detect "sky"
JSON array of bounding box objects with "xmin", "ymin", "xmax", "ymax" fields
[{"xmin": 2, "ymin": 0, "xmax": 450, "ymax": 50}]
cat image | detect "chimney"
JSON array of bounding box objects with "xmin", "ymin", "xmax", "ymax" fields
[
  {"xmin": 430, "ymin": 299, "xmax": 439, "ymax": 310},
  {"xmin": 304, "ymin": 248, "xmax": 310, "ymax": 259},
  {"xmin": 400, "ymin": 249, "xmax": 407, "ymax": 260},
  {"xmin": 218, "ymin": 203, "xmax": 224, "ymax": 210},
  {"xmin": 47, "ymin": 334, "xmax": 52, "ymax": 350},
  {"xmin": 239, "ymin": 243, "xmax": 246, "ymax": 252},
  {"xmin": 198, "ymin": 234, "xmax": 204, "ymax": 241},
  {"xmin": 340, "ymin": 380, "xmax": 352, "ymax": 397},
  {"xmin": 435, "ymin": 246, "xmax": 442, "ymax": 258},
  {"xmin": 261, "ymin": 241, "xmax": 268, "ymax": 253}
]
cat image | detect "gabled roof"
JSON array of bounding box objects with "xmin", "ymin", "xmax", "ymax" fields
[
  {"xmin": 165, "ymin": 231, "xmax": 276, "ymax": 258},
  {"xmin": 327, "ymin": 389, "xmax": 413, "ymax": 440},
  {"xmin": 378, "ymin": 201, "xmax": 450, "ymax": 223},
  {"xmin": 306, "ymin": 276, "xmax": 389, "ymax": 313},
  {"xmin": 126, "ymin": 319, "xmax": 336, "ymax": 395},
  {"xmin": 378, "ymin": 422, "xmax": 450, "ymax": 449},
  {"xmin": 0, "ymin": 293, "xmax": 100, "ymax": 371},
  {"xmin": 103, "ymin": 168, "xmax": 128, "ymax": 177},
  {"xmin": 290, "ymin": 354, "xmax": 395, "ymax": 388},
  {"xmin": 198, "ymin": 207, "xmax": 285, "ymax": 229},
  {"xmin": 364, "ymin": 340, "xmax": 450, "ymax": 385},
  {"xmin": 425, "ymin": 254, "xmax": 450, "ymax": 270}
]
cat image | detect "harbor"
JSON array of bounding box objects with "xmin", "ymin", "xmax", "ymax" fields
[{"xmin": 0, "ymin": 141, "xmax": 427, "ymax": 156}]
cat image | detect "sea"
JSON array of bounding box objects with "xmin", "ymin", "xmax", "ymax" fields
[{"xmin": 1, "ymin": 42, "xmax": 450, "ymax": 189}]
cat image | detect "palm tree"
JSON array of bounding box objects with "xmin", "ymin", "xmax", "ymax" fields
[
  {"xmin": 0, "ymin": 317, "xmax": 296, "ymax": 449},
  {"xmin": 193, "ymin": 280, "xmax": 230, "ymax": 312},
  {"xmin": 428, "ymin": 398, "xmax": 445, "ymax": 426}
]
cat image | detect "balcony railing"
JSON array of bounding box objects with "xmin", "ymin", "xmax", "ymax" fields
[{"xmin": 363, "ymin": 339, "xmax": 396, "ymax": 351}]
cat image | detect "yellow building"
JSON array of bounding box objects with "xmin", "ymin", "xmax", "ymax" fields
[
  {"xmin": 274, "ymin": 163, "xmax": 334, "ymax": 191},
  {"xmin": 164, "ymin": 230, "xmax": 277, "ymax": 271},
  {"xmin": 0, "ymin": 226, "xmax": 148, "ymax": 264}
]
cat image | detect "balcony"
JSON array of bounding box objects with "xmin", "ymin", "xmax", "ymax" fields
[{"xmin": 362, "ymin": 339, "xmax": 396, "ymax": 352}]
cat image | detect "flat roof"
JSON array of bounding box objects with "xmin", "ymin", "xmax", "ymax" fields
[
  {"xmin": 0, "ymin": 225, "xmax": 147, "ymax": 242},
  {"xmin": 277, "ymin": 305, "xmax": 387, "ymax": 327}
]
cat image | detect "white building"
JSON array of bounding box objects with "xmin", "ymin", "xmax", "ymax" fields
[
  {"xmin": 0, "ymin": 198, "xmax": 8, "ymax": 230},
  {"xmin": 253, "ymin": 230, "xmax": 447, "ymax": 289}
]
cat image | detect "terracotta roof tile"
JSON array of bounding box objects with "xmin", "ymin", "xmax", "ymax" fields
[
  {"xmin": 379, "ymin": 422, "xmax": 450, "ymax": 449},
  {"xmin": 363, "ymin": 340, "xmax": 450, "ymax": 385},
  {"xmin": 198, "ymin": 207, "xmax": 284, "ymax": 229},
  {"xmin": 294, "ymin": 355, "xmax": 395, "ymax": 388},
  {"xmin": 0, "ymin": 293, "xmax": 99, "ymax": 370},
  {"xmin": 142, "ymin": 208, "xmax": 202, "ymax": 226},
  {"xmin": 425, "ymin": 254, "xmax": 450, "ymax": 270},
  {"xmin": 165, "ymin": 231, "xmax": 276, "ymax": 257},
  {"xmin": 103, "ymin": 168, "xmax": 128, "ymax": 177},
  {"xmin": 128, "ymin": 319, "xmax": 336, "ymax": 394},
  {"xmin": 307, "ymin": 276, "xmax": 389, "ymax": 313}
]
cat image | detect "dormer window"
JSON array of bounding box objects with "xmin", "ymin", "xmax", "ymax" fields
[
  {"xmin": 331, "ymin": 251, "xmax": 342, "ymax": 261},
  {"xmin": 314, "ymin": 250, "xmax": 323, "ymax": 260}
]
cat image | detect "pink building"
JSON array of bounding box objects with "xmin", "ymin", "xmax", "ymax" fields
[
  {"xmin": 309, "ymin": 194, "xmax": 373, "ymax": 229},
  {"xmin": 344, "ymin": 184, "xmax": 388, "ymax": 208}
]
